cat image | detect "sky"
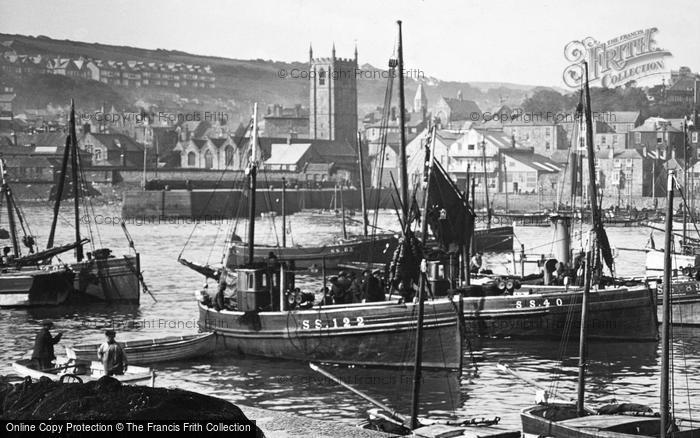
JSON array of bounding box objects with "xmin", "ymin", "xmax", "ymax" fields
[{"xmin": 1, "ymin": 0, "xmax": 698, "ymax": 88}]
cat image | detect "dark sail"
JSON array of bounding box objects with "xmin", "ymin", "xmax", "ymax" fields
[{"xmin": 425, "ymin": 159, "xmax": 475, "ymax": 252}]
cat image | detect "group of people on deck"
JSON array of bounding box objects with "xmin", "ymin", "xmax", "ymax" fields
[
  {"xmin": 32, "ymin": 320, "xmax": 128, "ymax": 376},
  {"xmin": 324, "ymin": 269, "xmax": 385, "ymax": 305}
]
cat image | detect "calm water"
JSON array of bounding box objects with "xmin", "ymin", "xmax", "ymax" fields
[{"xmin": 1, "ymin": 204, "xmax": 698, "ymax": 427}]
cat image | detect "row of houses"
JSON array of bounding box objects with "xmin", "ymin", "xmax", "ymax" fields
[{"xmin": 0, "ymin": 50, "xmax": 216, "ymax": 89}]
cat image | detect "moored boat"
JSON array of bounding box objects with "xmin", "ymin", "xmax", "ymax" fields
[
  {"xmin": 12, "ymin": 358, "xmax": 155, "ymax": 386},
  {"xmin": 65, "ymin": 333, "xmax": 216, "ymax": 364},
  {"xmin": 0, "ymin": 268, "xmax": 74, "ymax": 307}
]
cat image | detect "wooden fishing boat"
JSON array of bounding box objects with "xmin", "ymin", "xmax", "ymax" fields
[
  {"xmin": 650, "ymin": 278, "xmax": 700, "ymax": 326},
  {"xmin": 0, "ymin": 268, "xmax": 74, "ymax": 307},
  {"xmin": 225, "ymin": 234, "xmax": 399, "ymax": 270},
  {"xmin": 198, "ymin": 293, "xmax": 462, "ymax": 370},
  {"xmin": 0, "ymin": 158, "xmax": 76, "ymax": 308},
  {"xmin": 474, "ymin": 225, "xmax": 514, "ymax": 252},
  {"xmin": 518, "ymin": 64, "xmax": 699, "ymax": 438},
  {"xmin": 12, "ymin": 358, "xmax": 155, "ymax": 386},
  {"xmin": 65, "ymin": 333, "xmax": 216, "ymax": 364},
  {"xmin": 44, "ymin": 101, "xmax": 143, "ymax": 305},
  {"xmin": 459, "ymin": 284, "xmax": 657, "ymax": 341}
]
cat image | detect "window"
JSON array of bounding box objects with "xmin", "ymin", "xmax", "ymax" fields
[
  {"xmin": 225, "ymin": 145, "xmax": 234, "ymax": 166},
  {"xmin": 613, "ymin": 136, "xmax": 619, "ymax": 145},
  {"xmin": 614, "ymin": 159, "xmax": 621, "ymax": 167},
  {"xmin": 94, "ymin": 149, "xmax": 102, "ymax": 162},
  {"xmin": 468, "ymin": 144, "xmax": 475, "ymax": 151},
  {"xmin": 545, "ymin": 127, "xmax": 551, "ymax": 137},
  {"xmin": 319, "ymin": 68, "xmax": 326, "ymax": 85},
  {"xmin": 204, "ymin": 150, "xmax": 214, "ymax": 169},
  {"xmin": 187, "ymin": 151, "xmax": 196, "ymax": 166},
  {"xmin": 601, "ymin": 136, "xmax": 607, "ymax": 144},
  {"xmin": 657, "ymin": 132, "xmax": 664, "ymax": 144},
  {"xmin": 693, "ymin": 132, "xmax": 699, "ymax": 143},
  {"xmin": 635, "ymin": 132, "xmax": 641, "ymax": 144},
  {"xmin": 545, "ymin": 141, "xmax": 551, "ymax": 150}
]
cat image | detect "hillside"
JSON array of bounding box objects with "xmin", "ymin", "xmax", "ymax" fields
[{"xmin": 0, "ymin": 33, "xmax": 546, "ymax": 122}]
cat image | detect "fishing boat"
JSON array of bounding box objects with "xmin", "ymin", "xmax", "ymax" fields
[
  {"xmin": 518, "ymin": 62, "xmax": 700, "ymax": 438},
  {"xmin": 223, "ymin": 132, "xmax": 399, "ymax": 271},
  {"xmin": 0, "ymin": 158, "xmax": 76, "ymax": 308},
  {"xmin": 44, "ymin": 101, "xmax": 143, "ymax": 304},
  {"xmin": 12, "ymin": 358, "xmax": 155, "ymax": 386},
  {"xmin": 197, "ymin": 104, "xmax": 463, "ymax": 370},
  {"xmin": 65, "ymin": 333, "xmax": 216, "ymax": 364}
]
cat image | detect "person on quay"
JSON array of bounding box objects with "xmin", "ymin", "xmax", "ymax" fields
[
  {"xmin": 362, "ymin": 269, "xmax": 385, "ymax": 303},
  {"xmin": 469, "ymin": 252, "xmax": 484, "ymax": 274},
  {"xmin": 97, "ymin": 330, "xmax": 128, "ymax": 376},
  {"xmin": 32, "ymin": 320, "xmax": 62, "ymax": 370}
]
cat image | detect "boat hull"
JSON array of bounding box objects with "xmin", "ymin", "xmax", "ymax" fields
[
  {"xmin": 198, "ymin": 299, "xmax": 463, "ymax": 369},
  {"xmin": 474, "ymin": 226, "xmax": 513, "ymax": 253},
  {"xmin": 227, "ymin": 235, "xmax": 399, "ymax": 270},
  {"xmin": 655, "ymin": 280, "xmax": 700, "ymax": 326},
  {"xmin": 70, "ymin": 255, "xmax": 140, "ymax": 304},
  {"xmin": 65, "ymin": 333, "xmax": 216, "ymax": 364},
  {"xmin": 12, "ymin": 359, "xmax": 154, "ymax": 385},
  {"xmin": 646, "ymin": 249, "xmax": 700, "ymax": 276},
  {"xmin": 0, "ymin": 268, "xmax": 74, "ymax": 308},
  {"xmin": 461, "ymin": 285, "xmax": 658, "ymax": 341}
]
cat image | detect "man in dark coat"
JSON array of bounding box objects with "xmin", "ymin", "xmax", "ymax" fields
[
  {"xmin": 362, "ymin": 270, "xmax": 386, "ymax": 302},
  {"xmin": 31, "ymin": 320, "xmax": 62, "ymax": 369}
]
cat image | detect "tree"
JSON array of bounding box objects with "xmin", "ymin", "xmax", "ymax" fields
[{"xmin": 522, "ymin": 88, "xmax": 568, "ymax": 113}]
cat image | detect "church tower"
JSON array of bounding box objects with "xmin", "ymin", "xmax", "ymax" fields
[
  {"xmin": 309, "ymin": 43, "xmax": 358, "ymax": 144},
  {"xmin": 413, "ymin": 82, "xmax": 427, "ymax": 116}
]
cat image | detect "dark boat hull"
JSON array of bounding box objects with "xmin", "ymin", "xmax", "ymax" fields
[
  {"xmin": 198, "ymin": 299, "xmax": 462, "ymax": 369},
  {"xmin": 462, "ymin": 285, "xmax": 658, "ymax": 341},
  {"xmin": 70, "ymin": 255, "xmax": 140, "ymax": 304},
  {"xmin": 0, "ymin": 268, "xmax": 74, "ymax": 307},
  {"xmin": 474, "ymin": 226, "xmax": 513, "ymax": 253},
  {"xmin": 227, "ymin": 235, "xmax": 399, "ymax": 270},
  {"xmin": 656, "ymin": 280, "xmax": 700, "ymax": 326}
]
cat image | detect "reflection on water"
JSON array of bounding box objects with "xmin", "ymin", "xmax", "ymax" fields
[{"xmin": 1, "ymin": 206, "xmax": 698, "ymax": 427}]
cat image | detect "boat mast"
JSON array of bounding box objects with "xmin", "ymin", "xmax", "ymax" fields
[
  {"xmin": 0, "ymin": 159, "xmax": 19, "ymax": 256},
  {"xmin": 410, "ymin": 125, "xmax": 437, "ymax": 429},
  {"xmin": 69, "ymin": 100, "xmax": 83, "ymax": 262},
  {"xmin": 396, "ymin": 20, "xmax": 409, "ymax": 224},
  {"xmin": 660, "ymin": 171, "xmax": 674, "ymax": 438},
  {"xmin": 682, "ymin": 121, "xmax": 687, "ymax": 248},
  {"xmin": 357, "ymin": 131, "xmax": 369, "ymax": 238},
  {"xmin": 481, "ymin": 135, "xmax": 491, "ymax": 228},
  {"xmin": 576, "ymin": 61, "xmax": 597, "ymax": 416},
  {"xmin": 47, "ymin": 135, "xmax": 71, "ymax": 249},
  {"xmin": 583, "ymin": 62, "xmax": 600, "ymax": 275},
  {"xmin": 340, "ymin": 182, "xmax": 347, "ymax": 239},
  {"xmin": 247, "ymin": 103, "xmax": 259, "ymax": 264},
  {"xmin": 281, "ymin": 177, "xmax": 286, "ymax": 248}
]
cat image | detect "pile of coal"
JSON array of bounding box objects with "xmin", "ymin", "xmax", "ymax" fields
[{"xmin": 0, "ymin": 376, "xmax": 263, "ymax": 437}]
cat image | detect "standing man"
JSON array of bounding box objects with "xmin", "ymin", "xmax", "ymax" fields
[
  {"xmin": 97, "ymin": 330, "xmax": 128, "ymax": 376},
  {"xmin": 469, "ymin": 252, "xmax": 484, "ymax": 274},
  {"xmin": 32, "ymin": 320, "xmax": 62, "ymax": 369}
]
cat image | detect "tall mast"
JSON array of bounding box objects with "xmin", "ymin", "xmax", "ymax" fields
[
  {"xmin": 247, "ymin": 103, "xmax": 258, "ymax": 265},
  {"xmin": 660, "ymin": 171, "xmax": 674, "ymax": 438},
  {"xmin": 583, "ymin": 62, "xmax": 600, "ymax": 275},
  {"xmin": 481, "ymin": 135, "xmax": 491, "ymax": 228},
  {"xmin": 682, "ymin": 121, "xmax": 687, "ymax": 248},
  {"xmin": 0, "ymin": 159, "xmax": 19, "ymax": 256},
  {"xmin": 281, "ymin": 177, "xmax": 286, "ymax": 248},
  {"xmin": 396, "ymin": 20, "xmax": 409, "ymax": 224},
  {"xmin": 410, "ymin": 125, "xmax": 437, "ymax": 429},
  {"xmin": 340, "ymin": 183, "xmax": 347, "ymax": 240},
  {"xmin": 357, "ymin": 131, "xmax": 369, "ymax": 238},
  {"xmin": 69, "ymin": 100, "xmax": 83, "ymax": 262},
  {"xmin": 47, "ymin": 135, "xmax": 71, "ymax": 249}
]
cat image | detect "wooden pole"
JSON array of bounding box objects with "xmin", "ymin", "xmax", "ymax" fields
[
  {"xmin": 0, "ymin": 159, "xmax": 19, "ymax": 256},
  {"xmin": 47, "ymin": 135, "xmax": 71, "ymax": 249},
  {"xmin": 357, "ymin": 131, "xmax": 369, "ymax": 238},
  {"xmin": 660, "ymin": 171, "xmax": 674, "ymax": 438},
  {"xmin": 69, "ymin": 101, "xmax": 83, "ymax": 262},
  {"xmin": 576, "ymin": 231, "xmax": 592, "ymax": 416},
  {"xmin": 282, "ymin": 177, "xmax": 286, "ymax": 248},
  {"xmin": 396, "ymin": 20, "xmax": 409, "ymax": 224},
  {"xmin": 247, "ymin": 103, "xmax": 258, "ymax": 265}
]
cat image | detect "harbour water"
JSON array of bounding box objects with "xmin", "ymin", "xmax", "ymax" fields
[{"xmin": 1, "ymin": 204, "xmax": 698, "ymax": 427}]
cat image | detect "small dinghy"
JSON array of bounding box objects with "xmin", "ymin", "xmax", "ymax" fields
[
  {"xmin": 65, "ymin": 333, "xmax": 216, "ymax": 365},
  {"xmin": 12, "ymin": 358, "xmax": 155, "ymax": 386}
]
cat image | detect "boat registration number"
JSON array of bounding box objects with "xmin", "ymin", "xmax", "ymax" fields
[
  {"xmin": 515, "ymin": 298, "xmax": 564, "ymax": 309},
  {"xmin": 301, "ymin": 317, "xmax": 365, "ymax": 330}
]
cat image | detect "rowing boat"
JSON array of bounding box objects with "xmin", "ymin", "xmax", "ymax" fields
[
  {"xmin": 65, "ymin": 333, "xmax": 216, "ymax": 364},
  {"xmin": 12, "ymin": 358, "xmax": 154, "ymax": 385}
]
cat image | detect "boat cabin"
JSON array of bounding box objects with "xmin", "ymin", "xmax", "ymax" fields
[{"xmin": 235, "ymin": 262, "xmax": 296, "ymax": 312}]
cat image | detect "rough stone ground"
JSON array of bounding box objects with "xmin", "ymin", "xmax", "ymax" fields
[{"xmin": 238, "ymin": 405, "xmax": 394, "ymax": 438}]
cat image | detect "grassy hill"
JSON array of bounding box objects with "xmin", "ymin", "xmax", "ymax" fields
[{"xmin": 0, "ymin": 33, "xmax": 547, "ymax": 122}]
